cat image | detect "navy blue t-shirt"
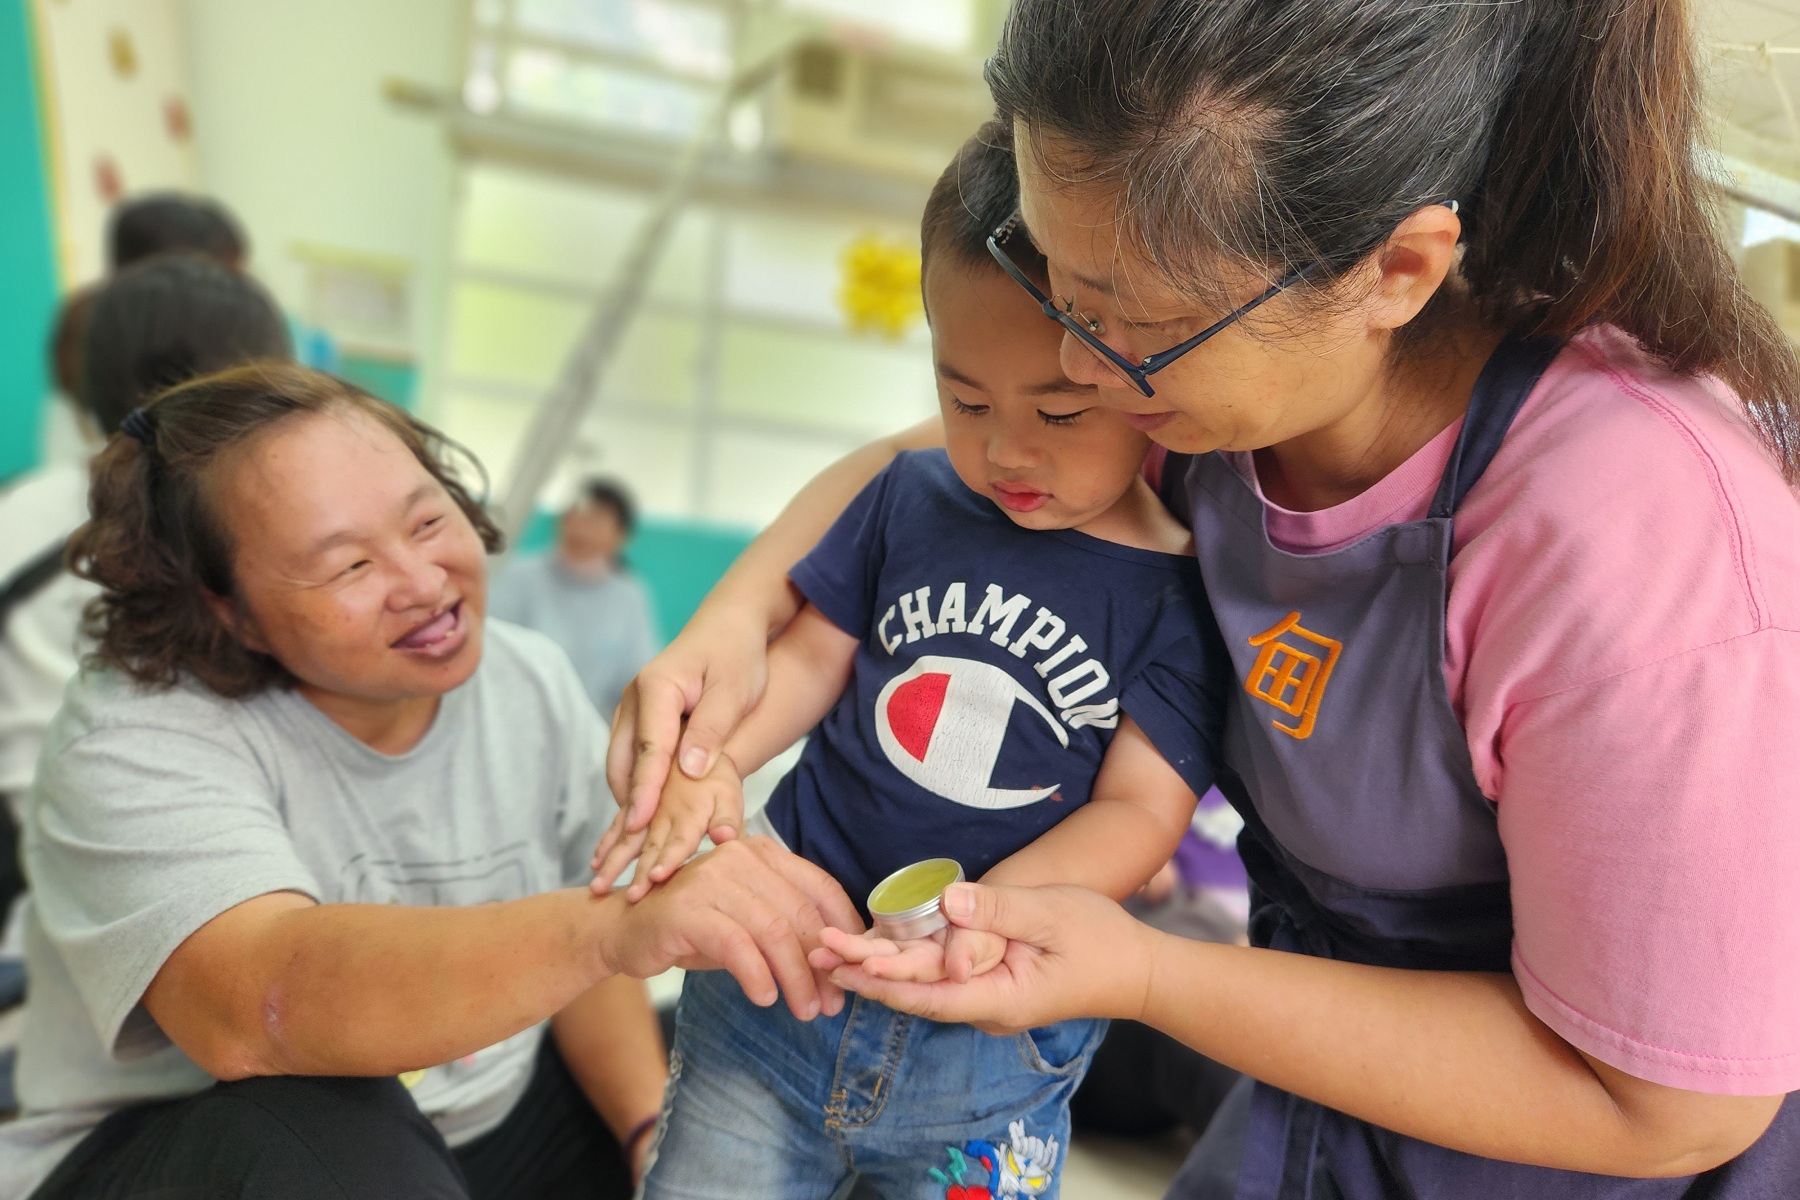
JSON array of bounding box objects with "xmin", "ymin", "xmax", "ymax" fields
[{"xmin": 766, "ymin": 450, "xmax": 1228, "ymax": 913}]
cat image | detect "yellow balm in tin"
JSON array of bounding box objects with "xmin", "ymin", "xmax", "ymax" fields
[{"xmin": 867, "ymin": 858, "xmax": 965, "ymax": 941}]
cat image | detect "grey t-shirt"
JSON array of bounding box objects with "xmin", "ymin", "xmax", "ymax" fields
[{"xmin": 0, "ymin": 620, "xmax": 614, "ymax": 1198}]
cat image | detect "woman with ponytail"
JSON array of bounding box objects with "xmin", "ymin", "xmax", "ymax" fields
[{"xmin": 610, "ymin": 0, "xmax": 1800, "ymax": 1194}]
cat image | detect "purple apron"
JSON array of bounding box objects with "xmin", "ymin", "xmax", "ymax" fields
[{"xmin": 1164, "ymin": 333, "xmax": 1799, "ymax": 1199}]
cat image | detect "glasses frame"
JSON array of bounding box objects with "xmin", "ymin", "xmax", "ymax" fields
[{"xmin": 985, "ymin": 215, "xmax": 1306, "ymax": 399}]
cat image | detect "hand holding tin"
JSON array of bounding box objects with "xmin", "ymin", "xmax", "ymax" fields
[
  {"xmin": 815, "ymin": 924, "xmax": 1008, "ymax": 985},
  {"xmin": 591, "ymin": 751, "xmax": 747, "ymax": 901},
  {"xmin": 828, "ymin": 882, "xmax": 1162, "ymax": 1036},
  {"xmin": 810, "ymin": 858, "xmax": 1006, "ymax": 983}
]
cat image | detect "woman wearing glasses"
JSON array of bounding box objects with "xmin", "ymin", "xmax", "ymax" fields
[{"xmin": 611, "ymin": 1, "xmax": 1800, "ymax": 1195}]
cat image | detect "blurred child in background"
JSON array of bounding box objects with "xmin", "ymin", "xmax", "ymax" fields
[
  {"xmin": 0, "ymin": 250, "xmax": 288, "ymax": 1005},
  {"xmin": 2, "ymin": 190, "xmax": 260, "ymax": 855},
  {"xmin": 490, "ymin": 479, "xmax": 660, "ymax": 721},
  {"xmin": 107, "ymin": 191, "xmax": 247, "ymax": 272}
]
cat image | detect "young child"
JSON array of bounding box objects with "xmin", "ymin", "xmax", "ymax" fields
[{"xmin": 594, "ymin": 124, "xmax": 1229, "ymax": 1200}]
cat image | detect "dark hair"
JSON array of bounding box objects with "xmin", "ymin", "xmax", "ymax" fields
[
  {"xmin": 107, "ymin": 193, "xmax": 248, "ymax": 270},
  {"xmin": 71, "ymin": 363, "xmax": 503, "ymax": 697},
  {"xmin": 576, "ymin": 477, "xmax": 636, "ymax": 534},
  {"xmin": 920, "ymin": 119, "xmax": 1047, "ymax": 286},
  {"xmin": 80, "ymin": 254, "xmax": 290, "ymax": 435},
  {"xmin": 989, "ymin": 0, "xmax": 1800, "ymax": 479},
  {"xmin": 48, "ymin": 287, "xmax": 96, "ymax": 400}
]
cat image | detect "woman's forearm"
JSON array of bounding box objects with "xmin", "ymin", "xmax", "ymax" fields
[
  {"xmin": 1138, "ymin": 938, "xmax": 1779, "ymax": 1176},
  {"xmin": 252, "ymin": 890, "xmax": 619, "ymax": 1077},
  {"xmin": 692, "ymin": 419, "xmax": 941, "ymax": 639},
  {"xmin": 150, "ymin": 888, "xmax": 622, "ymax": 1080},
  {"xmin": 156, "ymin": 841, "xmax": 860, "ymax": 1084},
  {"xmin": 551, "ymin": 973, "xmax": 668, "ymax": 1139}
]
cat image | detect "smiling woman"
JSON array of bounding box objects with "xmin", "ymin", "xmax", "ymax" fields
[
  {"xmin": 2, "ymin": 363, "xmax": 865, "ymax": 1200},
  {"xmin": 73, "ymin": 364, "xmax": 501, "ymax": 709}
]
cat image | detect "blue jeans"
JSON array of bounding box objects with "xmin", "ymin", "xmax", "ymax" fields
[{"xmin": 641, "ymin": 967, "xmax": 1107, "ymax": 1200}]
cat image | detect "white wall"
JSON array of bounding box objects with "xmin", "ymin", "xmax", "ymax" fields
[{"xmin": 177, "ymin": 0, "xmax": 463, "ymax": 398}]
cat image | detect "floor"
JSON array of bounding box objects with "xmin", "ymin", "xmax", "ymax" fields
[{"xmin": 1064, "ymin": 1131, "xmax": 1189, "ymax": 1199}]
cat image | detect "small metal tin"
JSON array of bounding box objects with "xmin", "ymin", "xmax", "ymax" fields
[{"xmin": 867, "ymin": 858, "xmax": 965, "ymax": 941}]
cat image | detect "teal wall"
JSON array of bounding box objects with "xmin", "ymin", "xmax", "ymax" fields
[
  {"xmin": 0, "ymin": 0, "xmax": 56, "ymax": 482},
  {"xmin": 515, "ymin": 512, "xmax": 755, "ymax": 641},
  {"xmin": 338, "ymin": 351, "xmax": 419, "ymax": 410}
]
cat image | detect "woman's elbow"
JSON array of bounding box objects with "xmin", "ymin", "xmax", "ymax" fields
[
  {"xmin": 1620, "ymin": 1096, "xmax": 1782, "ymax": 1178},
  {"xmin": 177, "ymin": 1013, "xmax": 286, "ymax": 1082},
  {"xmin": 148, "ymin": 976, "xmax": 293, "ymax": 1082},
  {"xmin": 195, "ymin": 1041, "xmax": 278, "ymax": 1083}
]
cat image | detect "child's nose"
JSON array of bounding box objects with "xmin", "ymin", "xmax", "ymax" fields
[{"xmin": 986, "ymin": 432, "xmax": 1037, "ymax": 470}]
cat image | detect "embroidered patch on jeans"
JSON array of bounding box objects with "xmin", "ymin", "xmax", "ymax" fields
[{"xmin": 927, "ymin": 1119, "xmax": 1060, "ymax": 1199}]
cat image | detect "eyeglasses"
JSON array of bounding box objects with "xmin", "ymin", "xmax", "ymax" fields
[{"xmin": 985, "ymin": 214, "xmax": 1306, "ymax": 399}]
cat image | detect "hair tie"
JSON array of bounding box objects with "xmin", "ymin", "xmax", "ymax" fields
[{"xmin": 120, "ymin": 407, "xmax": 156, "ymax": 446}]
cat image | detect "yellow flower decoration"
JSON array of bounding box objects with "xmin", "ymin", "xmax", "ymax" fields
[{"xmin": 838, "ymin": 235, "xmax": 923, "ymax": 339}]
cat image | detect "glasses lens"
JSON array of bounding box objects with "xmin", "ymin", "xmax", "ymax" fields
[
  {"xmin": 1060, "ymin": 317, "xmax": 1151, "ymax": 396},
  {"xmin": 991, "ymin": 224, "xmax": 1153, "ymax": 395}
]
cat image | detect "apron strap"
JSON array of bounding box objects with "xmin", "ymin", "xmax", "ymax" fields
[
  {"xmin": 1156, "ymin": 450, "xmax": 1198, "ymax": 525},
  {"xmin": 1428, "ymin": 333, "xmax": 1565, "ymax": 519}
]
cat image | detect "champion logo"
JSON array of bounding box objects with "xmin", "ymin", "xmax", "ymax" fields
[{"xmin": 875, "ymin": 655, "xmax": 1068, "ymax": 810}]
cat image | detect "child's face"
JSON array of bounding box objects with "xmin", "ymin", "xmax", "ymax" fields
[{"xmin": 926, "ymin": 259, "xmax": 1151, "ymax": 532}]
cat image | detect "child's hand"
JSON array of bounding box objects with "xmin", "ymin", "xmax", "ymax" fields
[
  {"xmin": 943, "ymin": 925, "xmax": 1008, "ymax": 982},
  {"xmin": 811, "ymin": 924, "xmax": 1007, "ymax": 984},
  {"xmin": 590, "ymin": 753, "xmax": 746, "ymax": 900}
]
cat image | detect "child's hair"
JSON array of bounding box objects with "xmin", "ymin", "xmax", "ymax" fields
[
  {"xmin": 920, "ymin": 119, "xmax": 1048, "ymax": 287},
  {"xmin": 70, "ymin": 362, "xmax": 502, "ymax": 698},
  {"xmin": 107, "ymin": 192, "xmax": 248, "ymax": 270},
  {"xmin": 576, "ymin": 477, "xmax": 637, "ymax": 534},
  {"xmin": 988, "ymin": 0, "xmax": 1800, "ymax": 479},
  {"xmin": 80, "ymin": 253, "xmax": 291, "ymax": 436}
]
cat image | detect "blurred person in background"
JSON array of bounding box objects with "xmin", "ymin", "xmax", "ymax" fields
[
  {"xmin": 0, "ymin": 255, "xmax": 289, "ymax": 988},
  {"xmin": 0, "ymin": 291, "xmax": 94, "ymax": 962},
  {"xmin": 1, "ymin": 189, "xmax": 255, "ymax": 878},
  {"xmin": 490, "ymin": 479, "xmax": 660, "ymax": 721},
  {"xmin": 107, "ymin": 192, "xmax": 247, "ymax": 272}
]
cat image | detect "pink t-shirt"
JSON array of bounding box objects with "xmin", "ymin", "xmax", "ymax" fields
[{"xmin": 1210, "ymin": 325, "xmax": 1800, "ymax": 1095}]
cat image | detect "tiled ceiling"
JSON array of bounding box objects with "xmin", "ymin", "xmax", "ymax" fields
[{"xmin": 1709, "ymin": 0, "xmax": 1800, "ymax": 154}]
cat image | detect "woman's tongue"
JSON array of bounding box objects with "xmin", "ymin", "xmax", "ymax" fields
[{"xmin": 395, "ymin": 605, "xmax": 458, "ymax": 650}]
